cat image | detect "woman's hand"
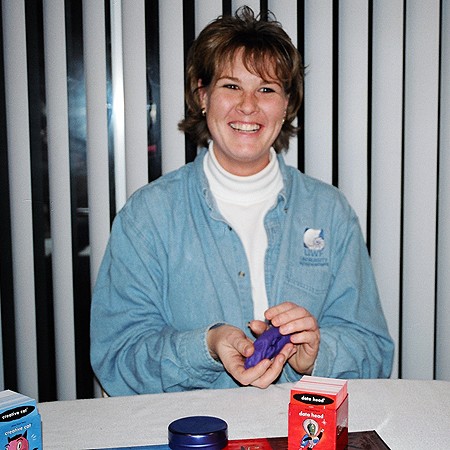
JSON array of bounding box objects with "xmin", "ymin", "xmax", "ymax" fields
[
  {"xmin": 207, "ymin": 324, "xmax": 296, "ymax": 388},
  {"xmin": 263, "ymin": 302, "xmax": 320, "ymax": 375}
]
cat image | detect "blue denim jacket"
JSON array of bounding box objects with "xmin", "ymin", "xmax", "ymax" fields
[{"xmin": 90, "ymin": 149, "xmax": 393, "ymax": 395}]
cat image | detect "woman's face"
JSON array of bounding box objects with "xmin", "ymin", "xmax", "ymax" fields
[{"xmin": 199, "ymin": 51, "xmax": 289, "ymax": 176}]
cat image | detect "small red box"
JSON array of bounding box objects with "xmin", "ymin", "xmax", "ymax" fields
[{"xmin": 288, "ymin": 376, "xmax": 348, "ymax": 450}]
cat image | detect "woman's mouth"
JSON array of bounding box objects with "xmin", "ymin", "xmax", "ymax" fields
[{"xmin": 230, "ymin": 122, "xmax": 261, "ymax": 132}]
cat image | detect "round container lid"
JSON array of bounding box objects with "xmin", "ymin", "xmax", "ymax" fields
[{"xmin": 168, "ymin": 416, "xmax": 228, "ymax": 450}]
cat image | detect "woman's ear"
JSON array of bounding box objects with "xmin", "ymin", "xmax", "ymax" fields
[{"xmin": 197, "ymin": 79, "xmax": 208, "ymax": 109}]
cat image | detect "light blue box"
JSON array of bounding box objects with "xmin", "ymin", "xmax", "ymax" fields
[{"xmin": 0, "ymin": 390, "xmax": 42, "ymax": 450}]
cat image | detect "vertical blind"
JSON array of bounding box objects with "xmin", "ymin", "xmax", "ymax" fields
[{"xmin": 0, "ymin": 0, "xmax": 449, "ymax": 401}]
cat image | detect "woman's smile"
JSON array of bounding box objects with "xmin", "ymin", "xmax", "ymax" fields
[{"xmin": 229, "ymin": 121, "xmax": 261, "ymax": 132}]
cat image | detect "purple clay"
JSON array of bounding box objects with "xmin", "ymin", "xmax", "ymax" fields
[{"xmin": 244, "ymin": 326, "xmax": 292, "ymax": 369}]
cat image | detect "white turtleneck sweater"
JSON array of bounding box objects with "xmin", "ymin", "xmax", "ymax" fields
[{"xmin": 204, "ymin": 144, "xmax": 284, "ymax": 320}]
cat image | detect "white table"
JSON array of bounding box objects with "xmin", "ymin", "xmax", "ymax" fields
[{"xmin": 38, "ymin": 379, "xmax": 450, "ymax": 449}]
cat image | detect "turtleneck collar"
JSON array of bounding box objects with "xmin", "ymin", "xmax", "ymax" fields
[{"xmin": 204, "ymin": 142, "xmax": 283, "ymax": 206}]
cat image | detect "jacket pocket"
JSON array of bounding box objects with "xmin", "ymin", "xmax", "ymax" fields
[{"xmin": 286, "ymin": 263, "xmax": 331, "ymax": 296}]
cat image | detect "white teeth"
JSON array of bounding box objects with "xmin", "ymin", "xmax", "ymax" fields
[{"xmin": 230, "ymin": 122, "xmax": 260, "ymax": 132}]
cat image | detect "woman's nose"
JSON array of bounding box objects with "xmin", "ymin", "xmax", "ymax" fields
[{"xmin": 237, "ymin": 91, "xmax": 258, "ymax": 114}]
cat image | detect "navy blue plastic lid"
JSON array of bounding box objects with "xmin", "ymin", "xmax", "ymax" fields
[{"xmin": 168, "ymin": 416, "xmax": 228, "ymax": 450}]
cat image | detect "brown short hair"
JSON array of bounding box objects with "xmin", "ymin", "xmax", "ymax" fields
[{"xmin": 178, "ymin": 6, "xmax": 304, "ymax": 153}]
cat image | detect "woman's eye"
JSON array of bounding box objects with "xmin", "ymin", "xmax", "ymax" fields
[
  {"xmin": 223, "ymin": 84, "xmax": 239, "ymax": 90},
  {"xmin": 260, "ymin": 86, "xmax": 276, "ymax": 93}
]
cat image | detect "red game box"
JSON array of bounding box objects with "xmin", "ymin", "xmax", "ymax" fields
[{"xmin": 288, "ymin": 376, "xmax": 348, "ymax": 450}]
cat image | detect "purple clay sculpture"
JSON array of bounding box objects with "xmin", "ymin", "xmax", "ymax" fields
[{"xmin": 244, "ymin": 326, "xmax": 292, "ymax": 369}]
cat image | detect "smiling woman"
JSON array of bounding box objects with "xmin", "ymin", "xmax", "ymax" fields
[{"xmin": 90, "ymin": 6, "xmax": 393, "ymax": 396}]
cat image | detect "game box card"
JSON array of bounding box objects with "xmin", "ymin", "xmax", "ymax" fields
[
  {"xmin": 0, "ymin": 390, "xmax": 42, "ymax": 450},
  {"xmin": 288, "ymin": 376, "xmax": 348, "ymax": 450}
]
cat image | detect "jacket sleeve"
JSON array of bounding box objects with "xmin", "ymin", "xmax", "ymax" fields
[
  {"xmin": 90, "ymin": 209, "xmax": 225, "ymax": 396},
  {"xmin": 310, "ymin": 217, "xmax": 394, "ymax": 379}
]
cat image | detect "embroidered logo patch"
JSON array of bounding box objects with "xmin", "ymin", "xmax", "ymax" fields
[{"xmin": 303, "ymin": 228, "xmax": 325, "ymax": 251}]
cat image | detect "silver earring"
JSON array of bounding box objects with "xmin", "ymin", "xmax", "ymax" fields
[{"xmin": 201, "ymin": 108, "xmax": 206, "ymax": 117}]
